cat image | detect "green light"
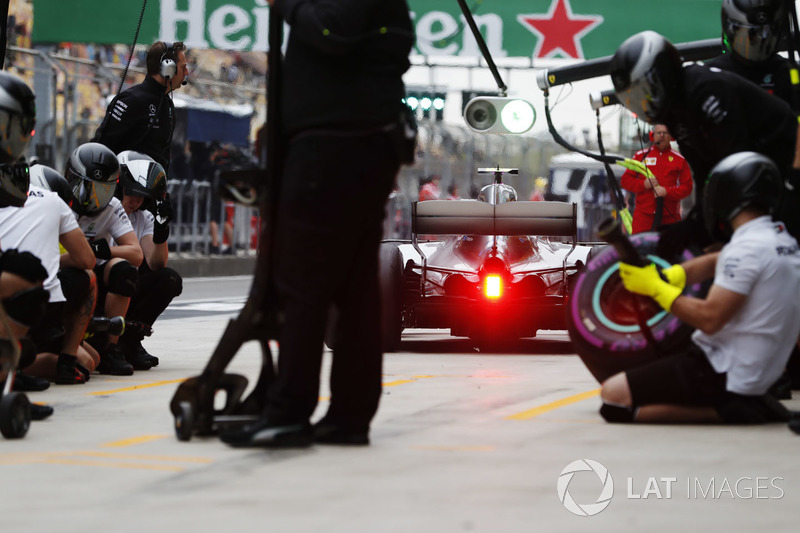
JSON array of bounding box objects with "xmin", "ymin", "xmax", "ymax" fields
[
  {"xmin": 407, "ymin": 96, "xmax": 419, "ymax": 110},
  {"xmin": 500, "ymin": 100, "xmax": 536, "ymax": 134},
  {"xmin": 420, "ymin": 97, "xmax": 432, "ymax": 110},
  {"xmin": 433, "ymin": 97, "xmax": 445, "ymax": 110}
]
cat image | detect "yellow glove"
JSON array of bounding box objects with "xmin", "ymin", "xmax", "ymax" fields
[
  {"xmin": 618, "ymin": 262, "xmax": 682, "ymax": 311},
  {"xmin": 662, "ymin": 264, "xmax": 686, "ymax": 290},
  {"xmin": 617, "ymin": 158, "xmax": 656, "ymax": 180}
]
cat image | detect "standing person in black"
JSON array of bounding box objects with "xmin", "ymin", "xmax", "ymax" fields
[
  {"xmin": 609, "ymin": 30, "xmax": 800, "ymax": 255},
  {"xmin": 705, "ymin": 0, "xmax": 800, "ymax": 394},
  {"xmin": 92, "ymin": 41, "xmax": 189, "ymax": 173},
  {"xmin": 222, "ymin": 0, "xmax": 415, "ymax": 448},
  {"xmin": 705, "ymin": 0, "xmax": 794, "ymax": 107}
]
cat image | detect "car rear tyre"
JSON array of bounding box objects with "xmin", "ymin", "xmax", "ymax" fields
[
  {"xmin": 379, "ymin": 243, "xmax": 404, "ymax": 352},
  {"xmin": 566, "ymin": 231, "xmax": 707, "ymax": 383}
]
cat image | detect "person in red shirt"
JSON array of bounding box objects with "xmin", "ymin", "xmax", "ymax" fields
[
  {"xmin": 418, "ymin": 174, "xmax": 441, "ymax": 201},
  {"xmin": 620, "ymin": 123, "xmax": 693, "ymax": 234}
]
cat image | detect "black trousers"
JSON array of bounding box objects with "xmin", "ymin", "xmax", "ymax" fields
[
  {"xmin": 266, "ymin": 129, "xmax": 399, "ymax": 430},
  {"xmin": 125, "ymin": 265, "xmax": 183, "ymax": 327}
]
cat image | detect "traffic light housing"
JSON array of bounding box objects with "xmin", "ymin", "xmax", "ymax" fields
[{"xmin": 463, "ymin": 97, "xmax": 536, "ymax": 134}]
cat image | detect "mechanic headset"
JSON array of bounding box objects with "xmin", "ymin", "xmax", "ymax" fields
[{"xmin": 159, "ymin": 42, "xmax": 178, "ymax": 80}]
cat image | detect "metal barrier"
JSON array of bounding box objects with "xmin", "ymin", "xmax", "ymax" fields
[{"xmin": 167, "ymin": 179, "xmax": 258, "ymax": 255}]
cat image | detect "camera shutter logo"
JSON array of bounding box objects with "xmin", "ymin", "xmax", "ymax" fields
[{"xmin": 557, "ymin": 459, "xmax": 614, "ymax": 517}]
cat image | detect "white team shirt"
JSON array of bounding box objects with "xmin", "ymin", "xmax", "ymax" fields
[
  {"xmin": 76, "ymin": 196, "xmax": 135, "ymax": 266},
  {"xmin": 693, "ymin": 216, "xmax": 800, "ymax": 395},
  {"xmin": 0, "ymin": 186, "xmax": 79, "ymax": 302},
  {"xmin": 126, "ymin": 208, "xmax": 155, "ymax": 241}
]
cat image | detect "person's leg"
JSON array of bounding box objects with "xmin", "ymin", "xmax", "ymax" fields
[
  {"xmin": 322, "ymin": 133, "xmax": 398, "ymax": 438},
  {"xmin": 92, "ymin": 260, "xmax": 135, "ymax": 375},
  {"xmin": 600, "ymin": 346, "xmax": 726, "ymax": 423},
  {"xmin": 119, "ymin": 266, "xmax": 183, "ymax": 366}
]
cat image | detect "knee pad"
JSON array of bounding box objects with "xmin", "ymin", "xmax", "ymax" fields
[
  {"xmin": 3, "ymin": 287, "xmax": 50, "ymax": 328},
  {"xmin": 58, "ymin": 267, "xmax": 93, "ymax": 304},
  {"xmin": 600, "ymin": 402, "xmax": 636, "ymax": 423},
  {"xmin": 107, "ymin": 261, "xmax": 138, "ymax": 297},
  {"xmin": 161, "ymin": 267, "xmax": 183, "ymax": 298}
]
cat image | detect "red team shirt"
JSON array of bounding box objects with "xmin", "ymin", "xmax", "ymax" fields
[{"xmin": 620, "ymin": 146, "xmax": 693, "ymax": 234}]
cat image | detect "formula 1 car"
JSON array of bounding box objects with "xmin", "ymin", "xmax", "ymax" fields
[{"xmin": 378, "ymin": 168, "xmax": 596, "ymax": 350}]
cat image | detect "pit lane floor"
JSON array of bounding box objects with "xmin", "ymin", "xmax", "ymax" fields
[{"xmin": 3, "ymin": 306, "xmax": 799, "ymax": 532}]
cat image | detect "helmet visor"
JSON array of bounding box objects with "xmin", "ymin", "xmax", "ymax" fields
[
  {"xmin": 0, "ymin": 160, "xmax": 30, "ymax": 207},
  {"xmin": 727, "ymin": 21, "xmax": 780, "ymax": 62},
  {"xmin": 616, "ymin": 73, "xmax": 662, "ymax": 123},
  {"xmin": 71, "ymin": 177, "xmax": 116, "ymax": 214}
]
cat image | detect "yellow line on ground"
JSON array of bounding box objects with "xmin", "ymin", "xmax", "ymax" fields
[
  {"xmin": 44, "ymin": 458, "xmax": 184, "ymax": 472},
  {"xmin": 102, "ymin": 435, "xmax": 168, "ymax": 448},
  {"xmin": 383, "ymin": 379, "xmax": 416, "ymax": 387},
  {"xmin": 87, "ymin": 378, "xmax": 186, "ymax": 396},
  {"xmin": 74, "ymin": 451, "xmax": 213, "ymax": 463},
  {"xmin": 505, "ymin": 389, "xmax": 601, "ymax": 420}
]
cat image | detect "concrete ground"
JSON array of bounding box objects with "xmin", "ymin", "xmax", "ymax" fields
[{"xmin": 3, "ymin": 304, "xmax": 799, "ymax": 532}]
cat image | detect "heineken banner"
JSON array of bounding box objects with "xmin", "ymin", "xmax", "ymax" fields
[{"xmin": 31, "ymin": 0, "xmax": 721, "ymax": 60}]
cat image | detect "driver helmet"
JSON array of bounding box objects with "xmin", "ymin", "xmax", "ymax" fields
[
  {"xmin": 609, "ymin": 31, "xmax": 683, "ymax": 124},
  {"xmin": 704, "ymin": 151, "xmax": 780, "ymax": 242},
  {"xmin": 65, "ymin": 142, "xmax": 120, "ymax": 216},
  {"xmin": 28, "ymin": 163, "xmax": 72, "ymax": 205},
  {"xmin": 721, "ymin": 0, "xmax": 787, "ymax": 63},
  {"xmin": 116, "ymin": 150, "xmax": 167, "ymax": 211},
  {"xmin": 477, "ymin": 183, "xmax": 517, "ymax": 205}
]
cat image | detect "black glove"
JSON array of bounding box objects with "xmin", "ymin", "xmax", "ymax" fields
[
  {"xmin": 152, "ymin": 194, "xmax": 174, "ymax": 244},
  {"xmin": 656, "ymin": 208, "xmax": 712, "ymax": 260},
  {"xmin": 155, "ymin": 193, "xmax": 175, "ymax": 225},
  {"xmin": 89, "ymin": 238, "xmax": 112, "ymax": 260}
]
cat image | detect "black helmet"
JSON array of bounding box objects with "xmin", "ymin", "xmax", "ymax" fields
[
  {"xmin": 609, "ymin": 31, "xmax": 683, "ymax": 123},
  {"xmin": 65, "ymin": 142, "xmax": 120, "ymax": 216},
  {"xmin": 117, "ymin": 150, "xmax": 167, "ymax": 211},
  {"xmin": 704, "ymin": 151, "xmax": 780, "ymax": 242},
  {"xmin": 28, "ymin": 163, "xmax": 72, "ymax": 205},
  {"xmin": 0, "ymin": 71, "xmax": 36, "ymax": 164},
  {"xmin": 0, "ymin": 160, "xmax": 29, "ymax": 208},
  {"xmin": 721, "ymin": 0, "xmax": 787, "ymax": 63}
]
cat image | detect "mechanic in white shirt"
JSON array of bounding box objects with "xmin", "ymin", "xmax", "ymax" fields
[
  {"xmin": 112, "ymin": 152, "xmax": 182, "ymax": 370},
  {"xmin": 66, "ymin": 143, "xmax": 143, "ymax": 376},
  {"xmin": 600, "ymin": 152, "xmax": 800, "ymax": 424},
  {"xmin": 0, "ymin": 165, "xmax": 97, "ymax": 385}
]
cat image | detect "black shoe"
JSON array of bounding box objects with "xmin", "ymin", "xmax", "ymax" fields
[
  {"xmin": 312, "ymin": 421, "xmax": 370, "ymax": 446},
  {"xmin": 123, "ymin": 345, "xmax": 153, "ymax": 371},
  {"xmin": 96, "ymin": 344, "xmax": 134, "ymax": 376},
  {"xmin": 55, "ymin": 354, "xmax": 88, "ymax": 385},
  {"xmin": 137, "ymin": 344, "xmax": 159, "ymax": 367},
  {"xmin": 220, "ymin": 418, "xmax": 312, "ymax": 448},
  {"xmin": 12, "ymin": 371, "xmax": 51, "ymax": 392},
  {"xmin": 31, "ymin": 403, "xmax": 54, "ymax": 421}
]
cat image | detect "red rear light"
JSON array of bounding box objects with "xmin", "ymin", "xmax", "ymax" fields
[{"xmin": 484, "ymin": 274, "xmax": 503, "ymax": 299}]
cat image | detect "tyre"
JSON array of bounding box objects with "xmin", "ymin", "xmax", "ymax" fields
[
  {"xmin": 0, "ymin": 391, "xmax": 31, "ymax": 439},
  {"xmin": 566, "ymin": 232, "xmax": 707, "ymax": 383},
  {"xmin": 379, "ymin": 242, "xmax": 404, "ymax": 352},
  {"xmin": 174, "ymin": 401, "xmax": 194, "ymax": 442}
]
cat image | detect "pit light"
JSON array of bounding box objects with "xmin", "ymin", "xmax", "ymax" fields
[{"xmin": 484, "ymin": 274, "xmax": 503, "ymax": 299}]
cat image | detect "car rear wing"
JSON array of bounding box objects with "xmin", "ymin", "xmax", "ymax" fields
[
  {"xmin": 412, "ymin": 200, "xmax": 577, "ymax": 238},
  {"xmin": 411, "ymin": 200, "xmax": 578, "ymax": 290}
]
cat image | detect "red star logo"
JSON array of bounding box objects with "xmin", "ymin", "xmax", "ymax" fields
[{"xmin": 518, "ymin": 0, "xmax": 603, "ymax": 59}]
